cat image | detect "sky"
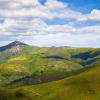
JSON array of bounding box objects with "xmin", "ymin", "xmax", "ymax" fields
[{"xmin": 0, "ymin": 0, "xmax": 100, "ymax": 47}]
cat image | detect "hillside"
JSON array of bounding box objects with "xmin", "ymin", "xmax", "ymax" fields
[
  {"xmin": 0, "ymin": 41, "xmax": 99, "ymax": 100},
  {"xmin": 0, "ymin": 65, "xmax": 100, "ymax": 100},
  {"xmin": 0, "ymin": 41, "xmax": 100, "ymax": 86}
]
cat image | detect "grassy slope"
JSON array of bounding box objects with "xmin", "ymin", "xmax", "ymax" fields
[
  {"xmin": 0, "ymin": 65, "xmax": 100, "ymax": 100},
  {"xmin": 0, "ymin": 47, "xmax": 81, "ymax": 86},
  {"xmin": 0, "ymin": 46, "xmax": 100, "ymax": 86},
  {"xmin": 0, "ymin": 45, "xmax": 100, "ymax": 100}
]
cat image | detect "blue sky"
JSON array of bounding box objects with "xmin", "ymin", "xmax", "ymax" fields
[
  {"xmin": 59, "ymin": 0, "xmax": 100, "ymax": 12},
  {"xmin": 0, "ymin": 0, "xmax": 100, "ymax": 47},
  {"xmin": 40, "ymin": 0, "xmax": 100, "ymax": 13}
]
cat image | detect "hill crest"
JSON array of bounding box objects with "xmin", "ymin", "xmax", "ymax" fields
[{"xmin": 0, "ymin": 41, "xmax": 27, "ymax": 51}]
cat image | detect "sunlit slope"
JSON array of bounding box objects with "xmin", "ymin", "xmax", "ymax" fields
[
  {"xmin": 0, "ymin": 46, "xmax": 82, "ymax": 85},
  {"xmin": 0, "ymin": 65, "xmax": 100, "ymax": 100},
  {"xmin": 0, "ymin": 41, "xmax": 100, "ymax": 86}
]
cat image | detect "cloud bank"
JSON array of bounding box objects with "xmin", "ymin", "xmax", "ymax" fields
[{"xmin": 0, "ymin": 0, "xmax": 100, "ymax": 47}]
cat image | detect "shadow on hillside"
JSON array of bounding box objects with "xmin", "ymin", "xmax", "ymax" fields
[
  {"xmin": 72, "ymin": 51, "xmax": 100, "ymax": 60},
  {"xmin": 43, "ymin": 56, "xmax": 68, "ymax": 60}
]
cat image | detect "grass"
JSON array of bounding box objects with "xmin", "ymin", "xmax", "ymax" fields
[
  {"xmin": 0, "ymin": 47, "xmax": 80, "ymax": 85},
  {"xmin": 0, "ymin": 46, "xmax": 99, "ymax": 86},
  {"xmin": 0, "ymin": 65, "xmax": 100, "ymax": 100},
  {"xmin": 0, "ymin": 44, "xmax": 99, "ymax": 99}
]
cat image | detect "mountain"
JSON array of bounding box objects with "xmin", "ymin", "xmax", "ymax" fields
[
  {"xmin": 0, "ymin": 41, "xmax": 99, "ymax": 99},
  {"xmin": 0, "ymin": 41, "xmax": 27, "ymax": 52},
  {"xmin": 0, "ymin": 44, "xmax": 82, "ymax": 86},
  {"xmin": 0, "ymin": 41, "xmax": 99, "ymax": 87},
  {"xmin": 0, "ymin": 41, "xmax": 28, "ymax": 65}
]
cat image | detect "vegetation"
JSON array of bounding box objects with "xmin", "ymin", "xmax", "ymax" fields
[
  {"xmin": 0, "ymin": 41, "xmax": 99, "ymax": 100},
  {"xmin": 0, "ymin": 65, "xmax": 100, "ymax": 100}
]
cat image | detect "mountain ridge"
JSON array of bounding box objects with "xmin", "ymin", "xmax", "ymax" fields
[
  {"xmin": 0, "ymin": 41, "xmax": 99, "ymax": 88},
  {"xmin": 0, "ymin": 41, "xmax": 99, "ymax": 100},
  {"xmin": 0, "ymin": 41, "xmax": 27, "ymax": 51}
]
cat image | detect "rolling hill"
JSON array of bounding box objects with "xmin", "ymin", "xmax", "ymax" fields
[
  {"xmin": 0, "ymin": 65, "xmax": 100, "ymax": 100},
  {"xmin": 0, "ymin": 41, "xmax": 99, "ymax": 100}
]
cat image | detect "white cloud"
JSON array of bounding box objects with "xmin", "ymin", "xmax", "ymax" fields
[
  {"xmin": 45, "ymin": 0, "xmax": 66, "ymax": 9},
  {"xmin": 90, "ymin": 9, "xmax": 100, "ymax": 21},
  {"xmin": 0, "ymin": 0, "xmax": 100, "ymax": 47},
  {"xmin": 78, "ymin": 9, "xmax": 100, "ymax": 22},
  {"xmin": 0, "ymin": 0, "xmax": 66, "ymax": 19},
  {"xmin": 24, "ymin": 30, "xmax": 100, "ymax": 47},
  {"xmin": 0, "ymin": 0, "xmax": 100, "ymax": 21}
]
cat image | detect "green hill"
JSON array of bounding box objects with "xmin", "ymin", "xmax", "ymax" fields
[
  {"xmin": 0, "ymin": 41, "xmax": 100, "ymax": 100},
  {"xmin": 0, "ymin": 41, "xmax": 100, "ymax": 86},
  {"xmin": 0, "ymin": 65, "xmax": 100, "ymax": 100}
]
